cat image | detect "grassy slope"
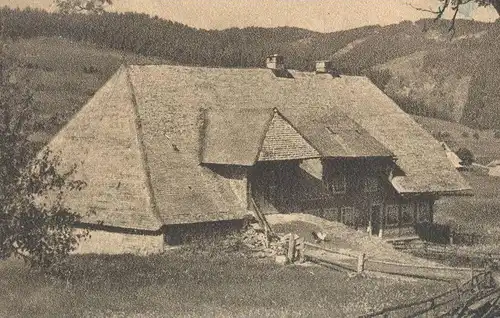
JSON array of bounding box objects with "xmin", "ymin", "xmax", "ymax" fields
[
  {"xmin": 435, "ymin": 171, "xmax": 500, "ymax": 235},
  {"xmin": 5, "ymin": 36, "xmax": 168, "ymax": 148},
  {"xmin": 412, "ymin": 115, "xmax": 500, "ymax": 164},
  {"xmin": 0, "ymin": 251, "xmax": 449, "ymax": 318},
  {"xmin": 331, "ymin": 19, "xmax": 500, "ymax": 129}
]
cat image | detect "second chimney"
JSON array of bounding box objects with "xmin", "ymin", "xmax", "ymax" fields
[
  {"xmin": 315, "ymin": 60, "xmax": 333, "ymax": 74},
  {"xmin": 266, "ymin": 54, "xmax": 285, "ymax": 70}
]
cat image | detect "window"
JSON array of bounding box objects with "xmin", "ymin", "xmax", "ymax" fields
[
  {"xmin": 385, "ymin": 205, "xmax": 399, "ymax": 226},
  {"xmin": 340, "ymin": 206, "xmax": 356, "ymax": 226},
  {"xmin": 327, "ymin": 175, "xmax": 346, "ymax": 194},
  {"xmin": 364, "ymin": 176, "xmax": 380, "ymax": 193},
  {"xmin": 417, "ymin": 201, "xmax": 430, "ymax": 223},
  {"xmin": 322, "ymin": 207, "xmax": 338, "ymax": 221},
  {"xmin": 401, "ymin": 204, "xmax": 413, "ymax": 225}
]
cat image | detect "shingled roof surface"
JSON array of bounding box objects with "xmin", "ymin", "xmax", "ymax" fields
[
  {"xmin": 45, "ymin": 67, "xmax": 163, "ymax": 230},
  {"xmin": 127, "ymin": 65, "xmax": 470, "ymax": 195},
  {"xmin": 201, "ymin": 108, "xmax": 274, "ymax": 165},
  {"xmin": 48, "ymin": 64, "xmax": 470, "ymax": 229}
]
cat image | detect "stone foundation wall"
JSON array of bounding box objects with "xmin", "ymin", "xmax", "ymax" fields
[{"xmin": 72, "ymin": 229, "xmax": 164, "ymax": 255}]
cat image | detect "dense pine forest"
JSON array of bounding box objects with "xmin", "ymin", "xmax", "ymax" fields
[{"xmin": 0, "ymin": 6, "xmax": 384, "ymax": 71}]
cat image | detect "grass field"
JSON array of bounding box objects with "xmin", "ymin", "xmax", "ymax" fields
[
  {"xmin": 435, "ymin": 171, "xmax": 500, "ymax": 235},
  {"xmin": 0, "ymin": 248, "xmax": 451, "ymax": 318}
]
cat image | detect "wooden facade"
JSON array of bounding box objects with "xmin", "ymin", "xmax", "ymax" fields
[{"xmin": 246, "ymin": 157, "xmax": 436, "ymax": 238}]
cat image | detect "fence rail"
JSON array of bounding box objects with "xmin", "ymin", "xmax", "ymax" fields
[
  {"xmin": 283, "ymin": 236, "xmax": 500, "ymax": 316},
  {"xmin": 298, "ymin": 241, "xmax": 480, "ymax": 281},
  {"xmin": 359, "ymin": 271, "xmax": 497, "ymax": 317},
  {"xmin": 412, "ymin": 221, "xmax": 500, "ymax": 246}
]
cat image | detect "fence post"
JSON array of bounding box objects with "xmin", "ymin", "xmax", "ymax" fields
[
  {"xmin": 357, "ymin": 253, "xmax": 366, "ymax": 273},
  {"xmin": 287, "ymin": 233, "xmax": 296, "ymax": 264},
  {"xmin": 297, "ymin": 238, "xmax": 305, "ymax": 263},
  {"xmin": 264, "ymin": 224, "xmax": 269, "ymax": 248}
]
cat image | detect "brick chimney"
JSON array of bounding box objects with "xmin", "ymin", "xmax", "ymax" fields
[{"xmin": 266, "ymin": 54, "xmax": 285, "ymax": 70}]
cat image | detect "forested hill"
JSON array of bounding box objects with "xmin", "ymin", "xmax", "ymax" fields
[
  {"xmin": 3, "ymin": 7, "xmax": 500, "ymax": 130},
  {"xmin": 1, "ymin": 7, "xmax": 381, "ymax": 70}
]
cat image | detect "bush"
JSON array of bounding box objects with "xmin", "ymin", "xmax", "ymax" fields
[
  {"xmin": 494, "ymin": 130, "xmax": 500, "ymax": 139},
  {"xmin": 461, "ymin": 131, "xmax": 469, "ymax": 138},
  {"xmin": 456, "ymin": 147, "xmax": 474, "ymax": 165},
  {"xmin": 473, "ymin": 131, "xmax": 480, "ymax": 140},
  {"xmin": 415, "ymin": 222, "xmax": 450, "ymax": 244}
]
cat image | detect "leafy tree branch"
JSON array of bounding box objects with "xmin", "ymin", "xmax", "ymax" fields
[{"xmin": 0, "ymin": 51, "xmax": 88, "ymax": 275}]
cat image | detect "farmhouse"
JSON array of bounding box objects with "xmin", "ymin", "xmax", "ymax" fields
[{"xmin": 46, "ymin": 57, "xmax": 471, "ymax": 254}]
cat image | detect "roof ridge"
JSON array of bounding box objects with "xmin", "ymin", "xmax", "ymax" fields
[
  {"xmin": 124, "ymin": 67, "xmax": 165, "ymax": 227},
  {"xmin": 125, "ymin": 64, "xmax": 370, "ymax": 79}
]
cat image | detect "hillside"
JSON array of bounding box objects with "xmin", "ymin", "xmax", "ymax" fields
[
  {"xmin": 7, "ymin": 0, "xmax": 498, "ymax": 32},
  {"xmin": 3, "ymin": 7, "xmax": 500, "ymax": 132},
  {"xmin": 412, "ymin": 115, "xmax": 500, "ymax": 164},
  {"xmin": 3, "ymin": 36, "xmax": 167, "ymax": 149},
  {"xmin": 3, "ymin": 8, "xmax": 500, "ymax": 130}
]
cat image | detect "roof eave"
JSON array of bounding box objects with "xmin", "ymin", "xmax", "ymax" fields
[
  {"xmin": 322, "ymin": 154, "xmax": 395, "ymax": 159},
  {"xmin": 396, "ymin": 188, "xmax": 474, "ymax": 197}
]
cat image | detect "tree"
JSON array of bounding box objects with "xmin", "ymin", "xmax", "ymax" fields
[
  {"xmin": 456, "ymin": 147, "xmax": 475, "ymax": 165},
  {"xmin": 0, "ymin": 52, "xmax": 87, "ymax": 273},
  {"xmin": 413, "ymin": 0, "xmax": 500, "ymax": 33},
  {"xmin": 55, "ymin": 0, "xmax": 113, "ymax": 14}
]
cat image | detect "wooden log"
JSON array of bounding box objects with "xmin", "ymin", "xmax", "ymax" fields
[
  {"xmin": 264, "ymin": 223, "xmax": 269, "ymax": 248},
  {"xmin": 357, "ymin": 253, "xmax": 366, "ymax": 273}
]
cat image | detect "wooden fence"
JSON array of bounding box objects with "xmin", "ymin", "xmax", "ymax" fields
[
  {"xmin": 281, "ymin": 236, "xmax": 500, "ymax": 317},
  {"xmin": 450, "ymin": 231, "xmax": 500, "ymax": 246},
  {"xmin": 292, "ymin": 240, "xmax": 480, "ymax": 282},
  {"xmin": 410, "ymin": 221, "xmax": 500, "ymax": 246},
  {"xmin": 392, "ymin": 240, "xmax": 500, "ymax": 270},
  {"xmin": 359, "ymin": 271, "xmax": 498, "ymax": 318}
]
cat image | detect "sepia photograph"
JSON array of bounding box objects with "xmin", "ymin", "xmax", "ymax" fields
[{"xmin": 2, "ymin": 0, "xmax": 500, "ymax": 317}]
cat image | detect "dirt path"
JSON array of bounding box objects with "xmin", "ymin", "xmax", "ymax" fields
[{"xmin": 267, "ymin": 213, "xmax": 444, "ymax": 267}]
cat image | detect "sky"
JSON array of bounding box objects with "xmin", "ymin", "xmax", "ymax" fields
[{"xmin": 4, "ymin": 0, "xmax": 499, "ymax": 32}]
